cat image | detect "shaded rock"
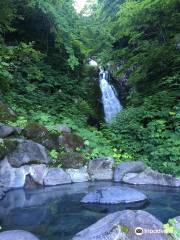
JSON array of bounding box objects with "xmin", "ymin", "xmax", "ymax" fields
[
  {"xmin": 59, "ymin": 132, "xmax": 84, "ymax": 152},
  {"xmin": 0, "ymin": 159, "xmax": 26, "ymax": 188},
  {"xmin": 59, "ymin": 152, "xmax": 84, "ymax": 169},
  {"xmin": 73, "ymin": 210, "xmax": 168, "ymax": 240},
  {"xmin": 0, "ymin": 100, "xmax": 17, "ymax": 122},
  {"xmin": 24, "ymin": 174, "xmax": 41, "ymax": 189},
  {"xmin": 0, "ymin": 123, "xmax": 15, "ymax": 138},
  {"xmin": 88, "ymin": 157, "xmax": 114, "ymax": 181},
  {"xmin": 43, "ymin": 168, "xmax": 72, "ymax": 186},
  {"xmin": 0, "ymin": 138, "xmax": 18, "ymax": 160},
  {"xmin": 55, "ymin": 124, "xmax": 71, "ymax": 133},
  {"xmin": 123, "ymin": 168, "xmax": 180, "ymax": 187},
  {"xmin": 81, "ymin": 186, "xmax": 147, "ymax": 204},
  {"xmin": 0, "ymin": 230, "xmax": 39, "ymax": 240},
  {"xmin": 6, "ymin": 139, "xmax": 51, "ymax": 167},
  {"xmin": 23, "ymin": 123, "xmax": 59, "ymax": 150},
  {"xmin": 114, "ymin": 161, "xmax": 147, "ymax": 182},
  {"xmin": 66, "ymin": 166, "xmax": 89, "ymax": 183}
]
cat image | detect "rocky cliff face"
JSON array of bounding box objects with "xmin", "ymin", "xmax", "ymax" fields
[{"xmin": 108, "ymin": 64, "xmax": 131, "ymax": 106}]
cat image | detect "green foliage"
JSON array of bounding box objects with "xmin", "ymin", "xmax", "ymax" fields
[
  {"xmin": 106, "ymin": 97, "xmax": 180, "ymax": 175},
  {"xmin": 164, "ymin": 218, "xmax": 180, "ymax": 238},
  {"xmin": 49, "ymin": 149, "xmax": 62, "ymax": 168}
]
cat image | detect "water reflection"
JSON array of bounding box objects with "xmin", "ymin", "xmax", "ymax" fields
[{"xmin": 0, "ymin": 182, "xmax": 180, "ymax": 240}]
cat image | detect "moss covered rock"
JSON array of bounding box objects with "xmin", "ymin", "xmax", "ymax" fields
[
  {"xmin": 58, "ymin": 152, "xmax": 84, "ymax": 169},
  {"xmin": 0, "ymin": 101, "xmax": 17, "ymax": 122},
  {"xmin": 0, "ymin": 139, "xmax": 18, "ymax": 160},
  {"xmin": 23, "ymin": 123, "xmax": 59, "ymax": 150},
  {"xmin": 59, "ymin": 132, "xmax": 84, "ymax": 152}
]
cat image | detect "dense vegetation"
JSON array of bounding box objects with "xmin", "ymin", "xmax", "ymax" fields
[{"xmin": 0, "ymin": 0, "xmax": 180, "ymax": 175}]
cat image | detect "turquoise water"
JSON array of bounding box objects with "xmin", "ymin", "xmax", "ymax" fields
[{"xmin": 0, "ymin": 181, "xmax": 180, "ymax": 240}]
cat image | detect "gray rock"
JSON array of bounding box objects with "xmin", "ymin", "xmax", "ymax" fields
[
  {"xmin": 123, "ymin": 168, "xmax": 180, "ymax": 187},
  {"xmin": 29, "ymin": 164, "xmax": 47, "ymax": 185},
  {"xmin": 66, "ymin": 166, "xmax": 89, "ymax": 183},
  {"xmin": 6, "ymin": 139, "xmax": 51, "ymax": 167},
  {"xmin": 81, "ymin": 186, "xmax": 147, "ymax": 204},
  {"xmin": 0, "ymin": 230, "xmax": 39, "ymax": 240},
  {"xmin": 114, "ymin": 161, "xmax": 147, "ymax": 182},
  {"xmin": 0, "ymin": 123, "xmax": 15, "ymax": 138},
  {"xmin": 0, "ymin": 159, "xmax": 26, "ymax": 188},
  {"xmin": 44, "ymin": 168, "xmax": 72, "ymax": 186},
  {"xmin": 55, "ymin": 124, "xmax": 71, "ymax": 133},
  {"xmin": 88, "ymin": 157, "xmax": 114, "ymax": 181},
  {"xmin": 73, "ymin": 210, "xmax": 168, "ymax": 240}
]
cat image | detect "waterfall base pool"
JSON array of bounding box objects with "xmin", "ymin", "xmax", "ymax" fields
[{"xmin": 0, "ymin": 181, "xmax": 180, "ymax": 240}]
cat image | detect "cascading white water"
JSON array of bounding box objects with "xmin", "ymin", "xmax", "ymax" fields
[{"xmin": 100, "ymin": 70, "xmax": 122, "ymax": 123}]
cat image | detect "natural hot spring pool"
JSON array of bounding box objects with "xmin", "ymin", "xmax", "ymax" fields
[{"xmin": 0, "ymin": 181, "xmax": 180, "ymax": 240}]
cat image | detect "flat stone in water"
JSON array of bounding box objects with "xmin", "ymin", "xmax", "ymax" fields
[
  {"xmin": 0, "ymin": 230, "xmax": 39, "ymax": 240},
  {"xmin": 81, "ymin": 186, "xmax": 148, "ymax": 204}
]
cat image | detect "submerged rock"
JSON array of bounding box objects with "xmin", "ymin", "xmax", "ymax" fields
[
  {"xmin": 0, "ymin": 230, "xmax": 39, "ymax": 240},
  {"xmin": 0, "ymin": 123, "xmax": 15, "ymax": 138},
  {"xmin": 81, "ymin": 186, "xmax": 147, "ymax": 204},
  {"xmin": 114, "ymin": 161, "xmax": 147, "ymax": 182},
  {"xmin": 66, "ymin": 166, "xmax": 89, "ymax": 183},
  {"xmin": 43, "ymin": 168, "xmax": 72, "ymax": 186},
  {"xmin": 88, "ymin": 157, "xmax": 114, "ymax": 181},
  {"xmin": 123, "ymin": 168, "xmax": 180, "ymax": 187},
  {"xmin": 5, "ymin": 139, "xmax": 51, "ymax": 167},
  {"xmin": 73, "ymin": 210, "xmax": 168, "ymax": 240}
]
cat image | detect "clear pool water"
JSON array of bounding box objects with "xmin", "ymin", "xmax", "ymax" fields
[{"xmin": 0, "ymin": 181, "xmax": 180, "ymax": 240}]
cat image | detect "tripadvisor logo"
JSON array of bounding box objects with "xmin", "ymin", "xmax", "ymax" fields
[{"xmin": 135, "ymin": 227, "xmax": 143, "ymax": 236}]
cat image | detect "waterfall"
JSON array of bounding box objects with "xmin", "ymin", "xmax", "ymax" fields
[{"xmin": 100, "ymin": 70, "xmax": 122, "ymax": 123}]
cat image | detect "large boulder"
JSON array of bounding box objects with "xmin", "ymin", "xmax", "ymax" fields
[
  {"xmin": 0, "ymin": 159, "xmax": 26, "ymax": 188},
  {"xmin": 114, "ymin": 161, "xmax": 147, "ymax": 182},
  {"xmin": 5, "ymin": 139, "xmax": 51, "ymax": 167},
  {"xmin": 0, "ymin": 230, "xmax": 39, "ymax": 240},
  {"xmin": 58, "ymin": 152, "xmax": 84, "ymax": 169},
  {"xmin": 43, "ymin": 168, "xmax": 72, "ymax": 186},
  {"xmin": 0, "ymin": 160, "xmax": 48, "ymax": 189},
  {"xmin": 81, "ymin": 186, "xmax": 147, "ymax": 204},
  {"xmin": 73, "ymin": 210, "xmax": 168, "ymax": 240},
  {"xmin": 0, "ymin": 100, "xmax": 17, "ymax": 122},
  {"xmin": 66, "ymin": 166, "xmax": 89, "ymax": 183},
  {"xmin": 88, "ymin": 157, "xmax": 114, "ymax": 181},
  {"xmin": 23, "ymin": 123, "xmax": 59, "ymax": 150},
  {"xmin": 0, "ymin": 123, "xmax": 15, "ymax": 138},
  {"xmin": 123, "ymin": 168, "xmax": 180, "ymax": 187},
  {"xmin": 58, "ymin": 132, "xmax": 84, "ymax": 152}
]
